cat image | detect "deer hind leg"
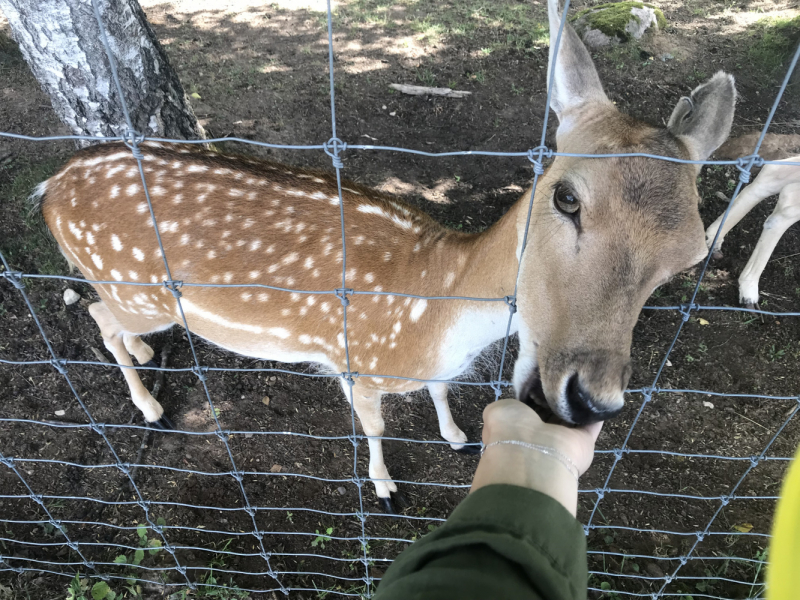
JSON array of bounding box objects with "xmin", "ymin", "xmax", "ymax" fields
[
  {"xmin": 706, "ymin": 162, "xmax": 800, "ymax": 256},
  {"xmin": 343, "ymin": 381, "xmax": 397, "ymax": 510},
  {"xmin": 88, "ymin": 301, "xmax": 167, "ymax": 425},
  {"xmin": 738, "ymin": 183, "xmax": 800, "ymax": 307},
  {"xmin": 427, "ymin": 382, "xmax": 472, "ymax": 452}
]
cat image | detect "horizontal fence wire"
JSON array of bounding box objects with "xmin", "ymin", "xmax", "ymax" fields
[{"xmin": 0, "ymin": 0, "xmax": 798, "ymax": 598}]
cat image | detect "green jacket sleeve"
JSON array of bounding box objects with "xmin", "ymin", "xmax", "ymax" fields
[{"xmin": 374, "ymin": 484, "xmax": 586, "ymax": 600}]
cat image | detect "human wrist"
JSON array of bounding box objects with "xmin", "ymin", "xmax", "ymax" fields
[{"xmin": 471, "ymin": 442, "xmax": 579, "ymax": 516}]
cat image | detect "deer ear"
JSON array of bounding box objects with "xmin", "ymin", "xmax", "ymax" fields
[
  {"xmin": 668, "ymin": 71, "xmax": 736, "ymax": 163},
  {"xmin": 547, "ymin": 0, "xmax": 611, "ymax": 126}
]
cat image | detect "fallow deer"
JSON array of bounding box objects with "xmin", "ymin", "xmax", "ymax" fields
[{"xmin": 35, "ymin": 0, "xmax": 735, "ymax": 511}]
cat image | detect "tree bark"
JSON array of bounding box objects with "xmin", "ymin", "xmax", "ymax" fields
[{"xmin": 0, "ymin": 0, "xmax": 203, "ymax": 145}]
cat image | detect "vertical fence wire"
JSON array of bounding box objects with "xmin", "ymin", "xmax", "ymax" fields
[{"xmin": 0, "ymin": 1, "xmax": 798, "ymax": 598}]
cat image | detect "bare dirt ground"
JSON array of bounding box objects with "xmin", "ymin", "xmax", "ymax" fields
[{"xmin": 1, "ymin": 0, "xmax": 800, "ymax": 598}]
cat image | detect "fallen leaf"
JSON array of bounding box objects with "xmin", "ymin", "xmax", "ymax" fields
[
  {"xmin": 270, "ymin": 464, "xmax": 282, "ymax": 473},
  {"xmin": 703, "ymin": 401, "xmax": 715, "ymax": 409},
  {"xmin": 697, "ymin": 318, "xmax": 710, "ymax": 326},
  {"xmin": 190, "ymin": 92, "xmax": 201, "ymax": 99},
  {"xmin": 261, "ymin": 396, "xmax": 270, "ymax": 406},
  {"xmin": 54, "ymin": 410, "xmax": 66, "ymax": 416},
  {"xmin": 733, "ymin": 523, "xmax": 753, "ymax": 533}
]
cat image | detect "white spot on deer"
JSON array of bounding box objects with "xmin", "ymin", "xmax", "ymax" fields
[
  {"xmin": 444, "ymin": 272, "xmax": 455, "ymax": 288},
  {"xmin": 268, "ymin": 263, "xmax": 280, "ymax": 274},
  {"xmin": 257, "ymin": 293, "xmax": 269, "ymax": 302},
  {"xmin": 128, "ymin": 271, "xmax": 139, "ymax": 280},
  {"xmin": 364, "ymin": 273, "xmax": 375, "ymax": 283},
  {"xmin": 310, "ymin": 191, "xmax": 327, "ymax": 201},
  {"xmin": 312, "ymin": 269, "xmax": 320, "ymax": 278},
  {"xmin": 180, "ymin": 234, "xmax": 190, "ymax": 246},
  {"xmin": 150, "ymin": 275, "xmax": 159, "ymax": 283},
  {"xmin": 386, "ymin": 295, "xmax": 395, "ymax": 306},
  {"xmin": 67, "ymin": 221, "xmax": 83, "ymax": 240},
  {"xmin": 306, "ymin": 296, "xmax": 317, "ymax": 306},
  {"xmin": 202, "ymin": 219, "xmax": 216, "ymax": 227},
  {"xmin": 248, "ymin": 271, "xmax": 261, "ymax": 280},
  {"xmin": 384, "ymin": 252, "xmax": 392, "ymax": 262},
  {"xmin": 91, "ymin": 254, "xmax": 103, "ymax": 269},
  {"xmin": 369, "ymin": 357, "xmax": 378, "ymax": 369},
  {"xmin": 266, "ymin": 244, "xmax": 276, "ymax": 254},
  {"xmin": 110, "ymin": 269, "xmax": 122, "ymax": 281},
  {"xmin": 195, "ymin": 240, "xmax": 205, "ymax": 249},
  {"xmin": 213, "ymin": 168, "xmax": 232, "ymax": 175},
  {"xmin": 132, "ymin": 247, "xmax": 144, "ymax": 261},
  {"xmin": 172, "ymin": 194, "xmax": 183, "ymax": 204},
  {"xmin": 151, "ymin": 186, "xmax": 166, "ymax": 196},
  {"xmin": 210, "ymin": 275, "xmax": 220, "ymax": 283},
  {"xmin": 174, "ymin": 181, "xmax": 184, "ymax": 189},
  {"xmin": 241, "ymin": 292, "xmax": 252, "ymax": 302},
  {"xmin": 110, "ymin": 285, "xmax": 122, "ymax": 303},
  {"xmin": 135, "ymin": 202, "xmax": 148, "ymax": 215},
  {"xmin": 281, "ymin": 308, "xmax": 291, "ymax": 316},
  {"xmin": 289, "ymin": 293, "xmax": 300, "ymax": 302},
  {"xmin": 299, "ymin": 334, "xmax": 312, "ymax": 345},
  {"xmin": 207, "ymin": 251, "xmax": 217, "ymax": 259},
  {"xmin": 329, "ymin": 196, "xmax": 340, "ymax": 206},
  {"xmin": 243, "ymin": 218, "xmax": 255, "ymax": 229},
  {"xmin": 85, "ymin": 231, "xmax": 96, "ymax": 245},
  {"xmin": 282, "ymin": 252, "xmax": 299, "ymax": 266},
  {"xmin": 337, "ymin": 332, "xmax": 346, "ymax": 348},
  {"xmin": 304, "ymin": 257, "xmax": 314, "ymax": 269},
  {"xmin": 420, "ymin": 270, "xmax": 427, "ymax": 279},
  {"xmin": 321, "ymin": 302, "xmax": 330, "ymax": 313},
  {"xmin": 158, "ymin": 221, "xmax": 179, "ymax": 234},
  {"xmin": 228, "ymin": 189, "xmax": 244, "ymax": 197},
  {"xmin": 110, "ymin": 234, "xmax": 123, "ymax": 251},
  {"xmin": 188, "ymin": 165, "xmax": 208, "ymax": 173},
  {"xmin": 393, "ymin": 321, "xmax": 402, "ymax": 334},
  {"xmin": 126, "ymin": 184, "xmax": 140, "ymax": 196},
  {"xmin": 249, "ymin": 240, "xmax": 261, "ymax": 251},
  {"xmin": 410, "ymin": 299, "xmax": 427, "ymax": 322},
  {"xmin": 221, "ymin": 231, "xmax": 231, "ymax": 239},
  {"xmin": 345, "ymin": 268, "xmax": 357, "ymax": 281}
]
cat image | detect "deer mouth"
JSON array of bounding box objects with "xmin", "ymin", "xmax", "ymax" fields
[{"xmin": 517, "ymin": 367, "xmax": 559, "ymax": 421}]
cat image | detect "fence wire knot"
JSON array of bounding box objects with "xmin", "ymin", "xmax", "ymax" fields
[
  {"xmin": 678, "ymin": 303, "xmax": 698, "ymax": 321},
  {"xmin": 164, "ymin": 279, "xmax": 184, "ymax": 298},
  {"xmin": 122, "ymin": 129, "xmax": 146, "ymax": 160},
  {"xmin": 679, "ymin": 556, "xmax": 688, "ymax": 566},
  {"xmin": 84, "ymin": 561, "xmax": 96, "ymax": 570},
  {"xmin": 595, "ymin": 488, "xmax": 606, "ymax": 499},
  {"xmin": 504, "ymin": 295, "xmax": 517, "ymax": 314},
  {"xmin": 31, "ymin": 494, "xmax": 44, "ymax": 506},
  {"xmin": 335, "ymin": 287, "xmax": 353, "ymax": 306},
  {"xmin": 583, "ymin": 525, "xmax": 590, "ymax": 536},
  {"xmin": 260, "ymin": 550, "xmax": 270, "ymax": 560},
  {"xmin": 735, "ymin": 154, "xmax": 765, "ymax": 184},
  {"xmin": 244, "ymin": 506, "xmax": 256, "ymax": 517},
  {"xmin": 67, "ymin": 541, "xmax": 79, "ymax": 551},
  {"xmin": 613, "ymin": 448, "xmax": 624, "ymax": 460},
  {"xmin": 642, "ymin": 388, "xmax": 654, "ymax": 403},
  {"xmin": 0, "ymin": 457, "xmax": 14, "ymax": 468},
  {"xmin": 720, "ymin": 494, "xmax": 731, "ymax": 506},
  {"xmin": 527, "ymin": 146, "xmax": 553, "ymax": 176},
  {"xmin": 215, "ymin": 430, "xmax": 229, "ymax": 443},
  {"xmin": 50, "ymin": 358, "xmax": 68, "ymax": 375},
  {"xmin": 324, "ymin": 137, "xmax": 347, "ymax": 168},
  {"xmin": 1, "ymin": 270, "xmax": 25, "ymax": 289},
  {"xmin": 695, "ymin": 531, "xmax": 706, "ymax": 542},
  {"xmin": 92, "ymin": 423, "xmax": 106, "ymax": 436},
  {"xmin": 749, "ymin": 455, "xmax": 761, "ymax": 467},
  {"xmin": 191, "ymin": 365, "xmax": 208, "ymax": 381}
]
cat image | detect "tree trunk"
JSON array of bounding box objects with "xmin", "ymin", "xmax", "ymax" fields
[{"xmin": 0, "ymin": 0, "xmax": 203, "ymax": 145}]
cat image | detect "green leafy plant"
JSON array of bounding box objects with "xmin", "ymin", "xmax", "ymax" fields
[{"xmin": 311, "ymin": 527, "xmax": 334, "ymax": 549}]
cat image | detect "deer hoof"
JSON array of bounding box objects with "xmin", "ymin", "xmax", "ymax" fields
[
  {"xmin": 454, "ymin": 443, "xmax": 481, "ymax": 456},
  {"xmin": 378, "ymin": 497, "xmax": 396, "ymax": 514},
  {"xmin": 149, "ymin": 415, "xmax": 175, "ymax": 430},
  {"xmin": 143, "ymin": 359, "xmax": 159, "ymax": 369},
  {"xmin": 744, "ymin": 302, "xmax": 759, "ymax": 312},
  {"xmin": 711, "ymin": 250, "xmax": 724, "ymax": 262}
]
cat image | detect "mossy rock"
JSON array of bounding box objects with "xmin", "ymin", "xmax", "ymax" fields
[{"xmin": 571, "ymin": 2, "xmax": 667, "ymax": 49}]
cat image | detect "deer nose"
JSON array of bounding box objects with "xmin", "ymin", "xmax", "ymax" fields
[{"xmin": 564, "ymin": 373, "xmax": 623, "ymax": 424}]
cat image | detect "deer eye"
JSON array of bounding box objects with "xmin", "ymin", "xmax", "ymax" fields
[{"xmin": 554, "ymin": 184, "xmax": 580, "ymax": 216}]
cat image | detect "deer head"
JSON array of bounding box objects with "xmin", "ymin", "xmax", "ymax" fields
[{"xmin": 512, "ymin": 1, "xmax": 736, "ymax": 424}]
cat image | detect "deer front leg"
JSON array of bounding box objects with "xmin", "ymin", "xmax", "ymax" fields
[
  {"xmin": 427, "ymin": 382, "xmax": 474, "ymax": 453},
  {"xmin": 738, "ymin": 183, "xmax": 800, "ymax": 308},
  {"xmin": 88, "ymin": 302, "xmax": 171, "ymax": 429},
  {"xmin": 345, "ymin": 382, "xmax": 397, "ymax": 512},
  {"xmin": 122, "ymin": 333, "xmax": 155, "ymax": 366}
]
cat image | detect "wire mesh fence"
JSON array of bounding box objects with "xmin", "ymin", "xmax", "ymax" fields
[{"xmin": 0, "ymin": 0, "xmax": 799, "ymax": 598}]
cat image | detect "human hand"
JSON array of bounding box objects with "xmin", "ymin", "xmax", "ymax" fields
[
  {"xmin": 482, "ymin": 398, "xmax": 603, "ymax": 477},
  {"xmin": 471, "ymin": 399, "xmax": 603, "ymax": 515}
]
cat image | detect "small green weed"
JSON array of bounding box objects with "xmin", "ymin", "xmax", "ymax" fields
[
  {"xmin": 746, "ymin": 16, "xmax": 800, "ymax": 75},
  {"xmin": 311, "ymin": 527, "xmax": 334, "ymax": 549}
]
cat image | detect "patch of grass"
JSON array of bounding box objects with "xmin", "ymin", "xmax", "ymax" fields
[
  {"xmin": 333, "ymin": 0, "xmax": 548, "ymax": 51},
  {"xmin": 746, "ymin": 16, "xmax": 800, "ymax": 75},
  {"xmin": 0, "ymin": 156, "xmax": 67, "ymax": 276}
]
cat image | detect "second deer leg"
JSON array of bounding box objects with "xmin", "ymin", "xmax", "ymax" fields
[
  {"xmin": 122, "ymin": 333, "xmax": 155, "ymax": 365},
  {"xmin": 88, "ymin": 302, "xmax": 165, "ymax": 424},
  {"xmin": 738, "ymin": 183, "xmax": 800, "ymax": 307},
  {"xmin": 427, "ymin": 382, "xmax": 469, "ymax": 451}
]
